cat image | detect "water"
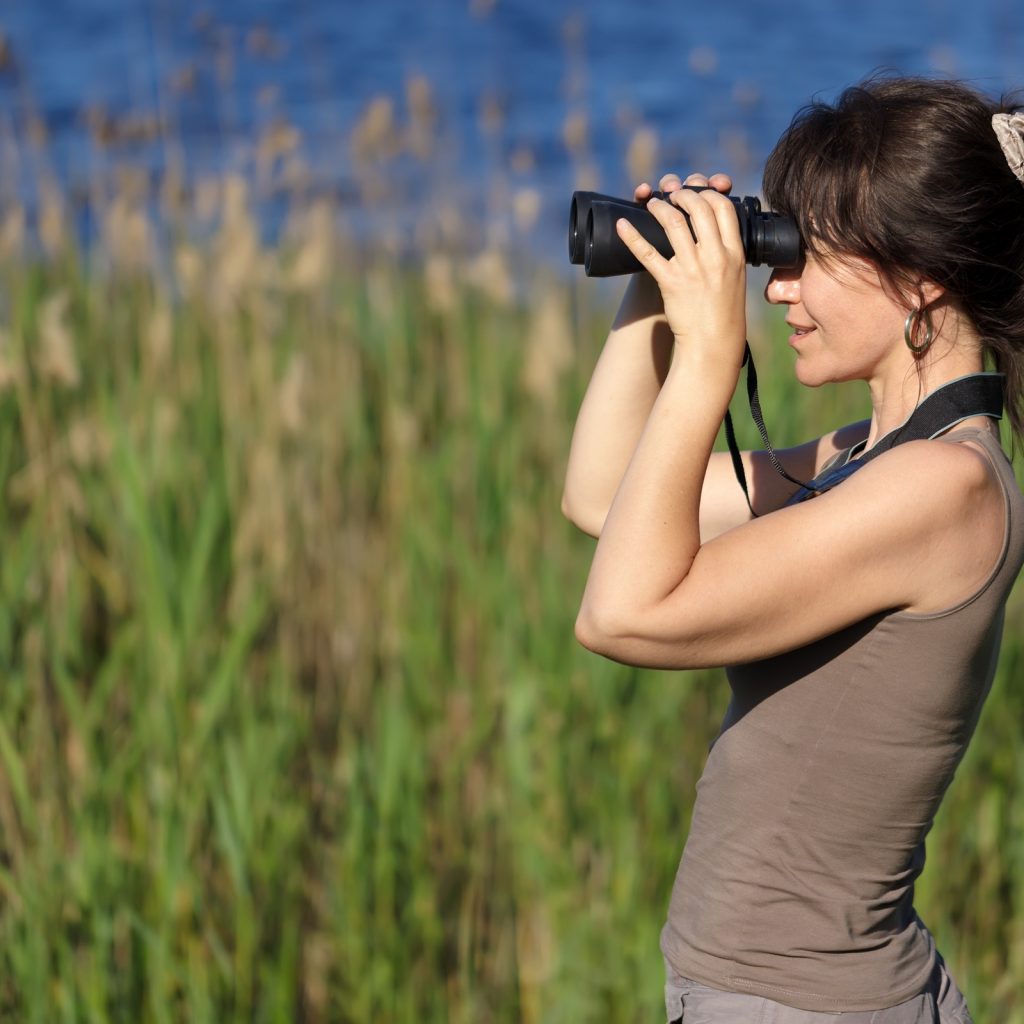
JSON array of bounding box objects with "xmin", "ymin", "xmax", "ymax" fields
[{"xmin": 2, "ymin": 0, "xmax": 1024, "ymax": 259}]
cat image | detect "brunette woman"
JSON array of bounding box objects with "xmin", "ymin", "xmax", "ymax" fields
[{"xmin": 563, "ymin": 77, "xmax": 1024, "ymax": 1023}]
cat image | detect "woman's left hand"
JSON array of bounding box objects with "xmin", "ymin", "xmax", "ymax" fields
[{"xmin": 615, "ymin": 188, "xmax": 748, "ymax": 368}]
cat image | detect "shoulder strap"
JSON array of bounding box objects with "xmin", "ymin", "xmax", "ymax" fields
[
  {"xmin": 724, "ymin": 346, "xmax": 1005, "ymax": 514},
  {"xmin": 786, "ymin": 372, "xmax": 1004, "ymax": 506}
]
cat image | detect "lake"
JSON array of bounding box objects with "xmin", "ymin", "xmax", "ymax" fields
[{"xmin": 2, "ymin": 0, "xmax": 1023, "ymax": 259}]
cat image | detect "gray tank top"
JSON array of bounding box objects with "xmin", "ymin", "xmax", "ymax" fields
[{"xmin": 660, "ymin": 428, "xmax": 1024, "ymax": 1012}]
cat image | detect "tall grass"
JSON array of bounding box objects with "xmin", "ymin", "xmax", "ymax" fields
[
  {"xmin": 0, "ymin": 209, "xmax": 1021, "ymax": 1022},
  {"xmin": 0, "ymin": 42, "xmax": 1022, "ymax": 1023}
]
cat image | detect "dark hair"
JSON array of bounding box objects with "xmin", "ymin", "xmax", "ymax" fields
[{"xmin": 762, "ymin": 74, "xmax": 1024, "ymax": 440}]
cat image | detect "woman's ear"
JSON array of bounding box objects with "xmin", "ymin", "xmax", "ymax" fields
[{"xmin": 919, "ymin": 279, "xmax": 946, "ymax": 309}]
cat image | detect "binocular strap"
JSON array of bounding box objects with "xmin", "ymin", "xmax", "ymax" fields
[{"xmin": 723, "ymin": 345, "xmax": 1004, "ymax": 516}]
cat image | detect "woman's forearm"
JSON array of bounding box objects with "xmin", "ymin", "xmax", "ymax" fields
[
  {"xmin": 576, "ymin": 344, "xmax": 740, "ymax": 643},
  {"xmin": 562, "ymin": 273, "xmax": 674, "ymax": 534}
]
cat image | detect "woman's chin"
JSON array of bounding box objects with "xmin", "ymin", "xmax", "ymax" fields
[{"xmin": 793, "ymin": 357, "xmax": 828, "ymax": 389}]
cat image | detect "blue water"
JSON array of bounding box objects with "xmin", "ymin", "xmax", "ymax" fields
[{"xmin": 2, "ymin": 0, "xmax": 1024, "ymax": 257}]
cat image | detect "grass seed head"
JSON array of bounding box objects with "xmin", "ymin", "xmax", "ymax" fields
[
  {"xmin": 0, "ymin": 205, "xmax": 25, "ymax": 262},
  {"xmin": 626, "ymin": 126, "xmax": 659, "ymax": 187},
  {"xmin": 102, "ymin": 195, "xmax": 153, "ymax": 275},
  {"xmin": 562, "ymin": 110, "xmax": 588, "ymax": 155},
  {"xmin": 38, "ymin": 290, "xmax": 80, "ymax": 389},
  {"xmin": 352, "ymin": 96, "xmax": 399, "ymax": 165},
  {"xmin": 38, "ymin": 182, "xmax": 67, "ymax": 258},
  {"xmin": 0, "ymin": 327, "xmax": 16, "ymax": 393}
]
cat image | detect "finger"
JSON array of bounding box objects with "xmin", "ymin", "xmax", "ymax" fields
[
  {"xmin": 616, "ymin": 216, "xmax": 671, "ymax": 277},
  {"xmin": 634, "ymin": 181, "xmax": 653, "ymax": 202},
  {"xmin": 695, "ymin": 189, "xmax": 745, "ymax": 259},
  {"xmin": 615, "ymin": 216, "xmax": 670, "ymax": 279},
  {"xmin": 707, "ymin": 172, "xmax": 733, "ymax": 195},
  {"xmin": 684, "ymin": 173, "xmax": 710, "ymax": 188},
  {"xmin": 659, "ymin": 173, "xmax": 682, "ymax": 193},
  {"xmin": 645, "ymin": 197, "xmax": 699, "ymax": 262},
  {"xmin": 668, "ymin": 189, "xmax": 730, "ymax": 259},
  {"xmin": 664, "ymin": 191, "xmax": 702, "ymax": 242}
]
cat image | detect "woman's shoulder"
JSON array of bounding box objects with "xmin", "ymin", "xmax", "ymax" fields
[
  {"xmin": 834, "ymin": 431, "xmax": 1008, "ymax": 614},
  {"xmin": 847, "ymin": 430, "xmax": 1001, "ymax": 516}
]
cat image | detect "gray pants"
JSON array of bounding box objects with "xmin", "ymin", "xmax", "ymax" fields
[{"xmin": 665, "ymin": 955, "xmax": 974, "ymax": 1023}]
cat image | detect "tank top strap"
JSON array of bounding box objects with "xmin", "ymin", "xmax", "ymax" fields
[
  {"xmin": 938, "ymin": 427, "xmax": 1024, "ymax": 603},
  {"xmin": 940, "ymin": 426, "xmax": 1014, "ymax": 472}
]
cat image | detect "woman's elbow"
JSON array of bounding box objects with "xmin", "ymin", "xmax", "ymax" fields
[
  {"xmin": 574, "ymin": 600, "xmax": 631, "ymax": 658},
  {"xmin": 574, "ymin": 598, "xmax": 708, "ymax": 668},
  {"xmin": 560, "ymin": 490, "xmax": 604, "ymax": 537},
  {"xmin": 574, "ymin": 604, "xmax": 608, "ymax": 656}
]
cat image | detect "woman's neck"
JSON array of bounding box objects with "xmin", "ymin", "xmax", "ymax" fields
[{"xmin": 864, "ymin": 327, "xmax": 987, "ymax": 448}]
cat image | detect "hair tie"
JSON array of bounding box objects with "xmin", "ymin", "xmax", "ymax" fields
[{"xmin": 992, "ymin": 112, "xmax": 1024, "ymax": 184}]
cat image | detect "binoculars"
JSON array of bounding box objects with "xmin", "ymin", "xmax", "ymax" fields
[{"xmin": 568, "ymin": 187, "xmax": 802, "ymax": 276}]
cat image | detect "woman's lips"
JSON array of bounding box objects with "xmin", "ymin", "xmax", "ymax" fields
[{"xmin": 787, "ymin": 323, "xmax": 815, "ymax": 345}]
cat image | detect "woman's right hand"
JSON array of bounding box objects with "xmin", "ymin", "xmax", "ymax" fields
[
  {"xmin": 633, "ymin": 171, "xmax": 733, "ymax": 203},
  {"xmin": 562, "ymin": 171, "xmax": 746, "ymax": 540},
  {"xmin": 620, "ymin": 174, "xmax": 735, "ymax": 311}
]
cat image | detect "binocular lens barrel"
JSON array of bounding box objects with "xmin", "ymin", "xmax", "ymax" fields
[
  {"xmin": 568, "ymin": 189, "xmax": 801, "ymax": 277},
  {"xmin": 568, "ymin": 189, "xmax": 683, "ymax": 266}
]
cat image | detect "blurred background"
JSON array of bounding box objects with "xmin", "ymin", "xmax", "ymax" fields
[{"xmin": 0, "ymin": 1, "xmax": 1022, "ymax": 1021}]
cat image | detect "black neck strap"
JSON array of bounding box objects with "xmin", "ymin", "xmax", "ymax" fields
[{"xmin": 723, "ymin": 345, "xmax": 1005, "ymax": 516}]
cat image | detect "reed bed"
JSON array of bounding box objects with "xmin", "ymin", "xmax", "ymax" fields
[{"xmin": 0, "ymin": 56, "xmax": 1022, "ymax": 1024}]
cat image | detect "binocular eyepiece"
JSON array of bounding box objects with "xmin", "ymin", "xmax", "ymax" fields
[{"xmin": 568, "ymin": 187, "xmax": 802, "ymax": 276}]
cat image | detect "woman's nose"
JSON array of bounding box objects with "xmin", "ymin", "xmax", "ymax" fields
[{"xmin": 764, "ymin": 268, "xmax": 801, "ymax": 305}]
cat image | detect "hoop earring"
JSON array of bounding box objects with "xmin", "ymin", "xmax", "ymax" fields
[{"xmin": 904, "ymin": 306, "xmax": 934, "ymax": 355}]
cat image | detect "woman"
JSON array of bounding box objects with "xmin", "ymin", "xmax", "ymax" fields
[{"xmin": 562, "ymin": 77, "xmax": 1024, "ymax": 1023}]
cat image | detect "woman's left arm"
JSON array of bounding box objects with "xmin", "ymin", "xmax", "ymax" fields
[
  {"xmin": 574, "ymin": 187, "xmax": 758, "ymax": 657},
  {"xmin": 575, "ymin": 191, "xmax": 1004, "ymax": 669}
]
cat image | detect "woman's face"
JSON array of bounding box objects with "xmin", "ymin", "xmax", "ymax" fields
[{"xmin": 764, "ymin": 249, "xmax": 910, "ymax": 388}]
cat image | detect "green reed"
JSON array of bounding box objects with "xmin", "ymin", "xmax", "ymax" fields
[{"xmin": 0, "ymin": 210, "xmax": 1021, "ymax": 1024}]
